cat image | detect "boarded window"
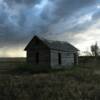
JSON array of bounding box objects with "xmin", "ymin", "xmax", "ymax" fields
[
  {"xmin": 58, "ymin": 53, "xmax": 61, "ymax": 65},
  {"xmin": 36, "ymin": 52, "xmax": 39, "ymax": 64}
]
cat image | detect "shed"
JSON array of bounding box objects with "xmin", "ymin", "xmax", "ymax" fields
[{"xmin": 24, "ymin": 35, "xmax": 79, "ymax": 69}]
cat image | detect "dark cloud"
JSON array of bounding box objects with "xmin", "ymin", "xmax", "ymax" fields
[
  {"xmin": 53, "ymin": 0, "xmax": 96, "ymax": 18},
  {"xmin": 4, "ymin": 0, "xmax": 41, "ymax": 6},
  {"xmin": 92, "ymin": 10, "xmax": 100, "ymax": 20},
  {"xmin": 0, "ymin": 15, "xmax": 7, "ymax": 24},
  {"xmin": 40, "ymin": 0, "xmax": 96, "ymax": 23},
  {"xmin": 0, "ymin": 0, "xmax": 99, "ymax": 48}
]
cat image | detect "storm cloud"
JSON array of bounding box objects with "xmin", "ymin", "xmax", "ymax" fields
[{"xmin": 0, "ymin": 0, "xmax": 100, "ymax": 56}]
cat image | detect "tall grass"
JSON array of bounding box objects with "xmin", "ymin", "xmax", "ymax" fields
[{"xmin": 0, "ymin": 64, "xmax": 100, "ymax": 100}]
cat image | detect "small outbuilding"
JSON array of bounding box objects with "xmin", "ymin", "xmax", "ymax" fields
[{"xmin": 24, "ymin": 35, "xmax": 79, "ymax": 69}]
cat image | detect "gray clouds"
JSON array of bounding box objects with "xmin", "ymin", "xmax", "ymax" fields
[
  {"xmin": 0, "ymin": 0, "xmax": 99, "ymax": 48},
  {"xmin": 4, "ymin": 0, "xmax": 41, "ymax": 6}
]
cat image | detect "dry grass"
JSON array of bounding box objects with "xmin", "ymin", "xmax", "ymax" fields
[
  {"xmin": 0, "ymin": 58, "xmax": 100, "ymax": 99},
  {"xmin": 0, "ymin": 64, "xmax": 100, "ymax": 100}
]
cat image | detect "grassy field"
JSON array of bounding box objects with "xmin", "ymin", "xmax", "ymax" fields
[{"xmin": 0, "ymin": 58, "xmax": 100, "ymax": 100}]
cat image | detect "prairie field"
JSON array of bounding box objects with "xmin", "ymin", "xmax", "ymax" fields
[{"xmin": 0, "ymin": 58, "xmax": 100, "ymax": 100}]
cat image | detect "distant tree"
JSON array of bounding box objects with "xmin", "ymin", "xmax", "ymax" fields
[{"xmin": 90, "ymin": 42, "xmax": 100, "ymax": 57}]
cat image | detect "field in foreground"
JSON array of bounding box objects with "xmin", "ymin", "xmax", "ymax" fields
[{"xmin": 0, "ymin": 64, "xmax": 100, "ymax": 100}]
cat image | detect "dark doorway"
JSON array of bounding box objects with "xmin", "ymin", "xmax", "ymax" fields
[
  {"xmin": 58, "ymin": 53, "xmax": 61, "ymax": 65},
  {"xmin": 74, "ymin": 53, "xmax": 78, "ymax": 65},
  {"xmin": 36, "ymin": 52, "xmax": 39, "ymax": 64}
]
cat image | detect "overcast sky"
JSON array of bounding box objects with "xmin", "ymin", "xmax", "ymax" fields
[{"xmin": 0, "ymin": 0, "xmax": 100, "ymax": 57}]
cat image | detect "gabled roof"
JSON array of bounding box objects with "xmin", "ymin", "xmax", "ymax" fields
[{"xmin": 25, "ymin": 35, "xmax": 79, "ymax": 52}]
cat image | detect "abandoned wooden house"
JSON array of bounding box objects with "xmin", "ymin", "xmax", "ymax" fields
[{"xmin": 24, "ymin": 35, "xmax": 79, "ymax": 69}]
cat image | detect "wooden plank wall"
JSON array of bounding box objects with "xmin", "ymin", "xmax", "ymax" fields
[
  {"xmin": 27, "ymin": 49, "xmax": 50, "ymax": 67},
  {"xmin": 50, "ymin": 50, "xmax": 75, "ymax": 68}
]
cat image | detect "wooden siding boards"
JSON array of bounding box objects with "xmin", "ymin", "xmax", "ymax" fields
[
  {"xmin": 27, "ymin": 49, "xmax": 50, "ymax": 66},
  {"xmin": 50, "ymin": 49, "xmax": 75, "ymax": 69},
  {"xmin": 25, "ymin": 35, "xmax": 79, "ymax": 70},
  {"xmin": 26, "ymin": 36, "xmax": 51, "ymax": 69}
]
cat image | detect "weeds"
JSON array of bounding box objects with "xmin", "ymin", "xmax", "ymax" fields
[{"xmin": 0, "ymin": 63, "xmax": 100, "ymax": 100}]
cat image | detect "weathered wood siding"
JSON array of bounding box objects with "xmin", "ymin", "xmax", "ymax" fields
[
  {"xmin": 26, "ymin": 38, "xmax": 50, "ymax": 68},
  {"xmin": 25, "ymin": 36, "xmax": 79, "ymax": 70},
  {"xmin": 27, "ymin": 49, "xmax": 50, "ymax": 66},
  {"xmin": 50, "ymin": 49, "xmax": 76, "ymax": 68}
]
